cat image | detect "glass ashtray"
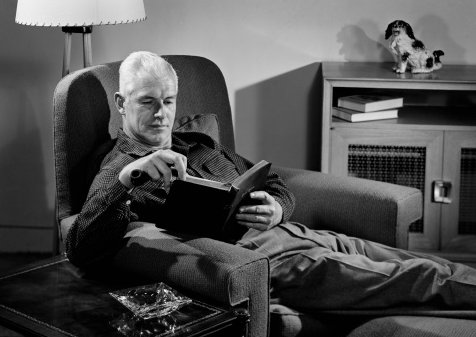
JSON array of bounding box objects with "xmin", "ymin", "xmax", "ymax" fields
[{"xmin": 110, "ymin": 282, "xmax": 192, "ymax": 320}]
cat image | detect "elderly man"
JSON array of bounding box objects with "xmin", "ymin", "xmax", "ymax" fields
[{"xmin": 66, "ymin": 51, "xmax": 476, "ymax": 311}]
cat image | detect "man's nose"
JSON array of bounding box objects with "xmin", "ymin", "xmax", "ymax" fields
[{"xmin": 153, "ymin": 101, "xmax": 165, "ymax": 118}]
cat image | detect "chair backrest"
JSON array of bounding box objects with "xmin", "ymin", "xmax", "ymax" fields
[{"xmin": 53, "ymin": 55, "xmax": 234, "ymax": 226}]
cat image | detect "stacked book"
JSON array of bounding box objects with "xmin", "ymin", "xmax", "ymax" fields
[{"xmin": 333, "ymin": 95, "xmax": 403, "ymax": 122}]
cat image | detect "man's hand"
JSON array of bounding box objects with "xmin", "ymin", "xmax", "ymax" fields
[
  {"xmin": 235, "ymin": 191, "xmax": 283, "ymax": 231},
  {"xmin": 119, "ymin": 149, "xmax": 187, "ymax": 190}
]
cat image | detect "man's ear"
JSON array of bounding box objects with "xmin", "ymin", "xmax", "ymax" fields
[{"xmin": 114, "ymin": 92, "xmax": 126, "ymax": 115}]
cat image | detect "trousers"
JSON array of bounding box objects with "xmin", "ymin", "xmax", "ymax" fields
[{"xmin": 236, "ymin": 222, "xmax": 476, "ymax": 310}]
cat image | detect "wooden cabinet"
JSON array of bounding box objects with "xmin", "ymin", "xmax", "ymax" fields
[{"xmin": 321, "ymin": 62, "xmax": 476, "ymax": 261}]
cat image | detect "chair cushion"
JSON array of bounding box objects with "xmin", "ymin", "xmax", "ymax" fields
[
  {"xmin": 347, "ymin": 316, "xmax": 476, "ymax": 337},
  {"xmin": 173, "ymin": 113, "xmax": 220, "ymax": 143}
]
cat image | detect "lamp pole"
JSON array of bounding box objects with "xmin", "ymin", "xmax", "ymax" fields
[{"xmin": 61, "ymin": 26, "xmax": 93, "ymax": 77}]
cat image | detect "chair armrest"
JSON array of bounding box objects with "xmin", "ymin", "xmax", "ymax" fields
[
  {"xmin": 274, "ymin": 166, "xmax": 422, "ymax": 249},
  {"xmin": 112, "ymin": 223, "xmax": 269, "ymax": 337}
]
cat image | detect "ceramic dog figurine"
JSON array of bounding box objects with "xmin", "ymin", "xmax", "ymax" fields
[{"xmin": 385, "ymin": 20, "xmax": 444, "ymax": 74}]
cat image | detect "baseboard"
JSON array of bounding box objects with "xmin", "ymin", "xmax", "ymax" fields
[{"xmin": 0, "ymin": 226, "xmax": 54, "ymax": 253}]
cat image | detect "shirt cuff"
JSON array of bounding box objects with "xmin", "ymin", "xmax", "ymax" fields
[{"xmin": 104, "ymin": 178, "xmax": 133, "ymax": 205}]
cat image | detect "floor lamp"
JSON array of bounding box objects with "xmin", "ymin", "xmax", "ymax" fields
[{"xmin": 15, "ymin": 0, "xmax": 146, "ymax": 77}]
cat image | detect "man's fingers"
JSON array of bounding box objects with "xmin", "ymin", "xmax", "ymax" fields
[
  {"xmin": 239, "ymin": 205, "xmax": 272, "ymax": 215},
  {"xmin": 239, "ymin": 191, "xmax": 275, "ymax": 214},
  {"xmin": 142, "ymin": 149, "xmax": 188, "ymax": 184},
  {"xmin": 235, "ymin": 212, "xmax": 271, "ymax": 224},
  {"xmin": 148, "ymin": 158, "xmax": 173, "ymax": 187},
  {"xmin": 153, "ymin": 149, "xmax": 187, "ymax": 180},
  {"xmin": 119, "ymin": 149, "xmax": 187, "ymax": 190},
  {"xmin": 235, "ymin": 190, "xmax": 282, "ymax": 231},
  {"xmin": 174, "ymin": 155, "xmax": 187, "ymax": 180},
  {"xmin": 247, "ymin": 191, "xmax": 273, "ymax": 204}
]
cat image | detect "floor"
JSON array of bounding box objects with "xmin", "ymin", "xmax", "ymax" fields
[
  {"xmin": 0, "ymin": 253, "xmax": 52, "ymax": 337},
  {"xmin": 0, "ymin": 253, "xmax": 52, "ymax": 275}
]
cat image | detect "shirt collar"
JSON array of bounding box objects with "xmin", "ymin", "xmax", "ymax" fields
[{"xmin": 117, "ymin": 129, "xmax": 191, "ymax": 157}]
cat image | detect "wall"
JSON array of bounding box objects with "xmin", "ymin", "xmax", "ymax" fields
[{"xmin": 1, "ymin": 0, "xmax": 475, "ymax": 252}]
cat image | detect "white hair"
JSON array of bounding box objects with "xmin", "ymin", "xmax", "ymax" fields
[{"xmin": 119, "ymin": 51, "xmax": 178, "ymax": 97}]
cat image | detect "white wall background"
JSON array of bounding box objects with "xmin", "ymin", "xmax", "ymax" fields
[{"xmin": 1, "ymin": 0, "xmax": 475, "ymax": 252}]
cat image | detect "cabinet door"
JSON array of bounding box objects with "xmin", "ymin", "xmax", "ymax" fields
[
  {"xmin": 330, "ymin": 127, "xmax": 444, "ymax": 250},
  {"xmin": 440, "ymin": 131, "xmax": 476, "ymax": 253}
]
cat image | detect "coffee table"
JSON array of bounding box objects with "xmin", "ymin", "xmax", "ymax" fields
[{"xmin": 0, "ymin": 256, "xmax": 248, "ymax": 337}]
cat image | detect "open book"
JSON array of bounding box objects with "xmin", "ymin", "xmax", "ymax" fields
[{"xmin": 162, "ymin": 160, "xmax": 271, "ymax": 238}]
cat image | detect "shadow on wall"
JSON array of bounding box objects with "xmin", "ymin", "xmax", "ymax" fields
[
  {"xmin": 414, "ymin": 14, "xmax": 466, "ymax": 63},
  {"xmin": 0, "ymin": 85, "xmax": 50, "ymax": 229},
  {"xmin": 235, "ymin": 63, "xmax": 322, "ymax": 171},
  {"xmin": 337, "ymin": 23, "xmax": 393, "ymax": 62}
]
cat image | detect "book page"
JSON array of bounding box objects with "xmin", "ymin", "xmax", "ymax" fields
[{"xmin": 184, "ymin": 175, "xmax": 231, "ymax": 191}]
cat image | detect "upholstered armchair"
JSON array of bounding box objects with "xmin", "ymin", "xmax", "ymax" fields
[{"xmin": 55, "ymin": 55, "xmax": 463, "ymax": 337}]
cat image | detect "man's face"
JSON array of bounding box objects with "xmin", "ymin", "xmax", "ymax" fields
[{"xmin": 119, "ymin": 72, "xmax": 177, "ymax": 148}]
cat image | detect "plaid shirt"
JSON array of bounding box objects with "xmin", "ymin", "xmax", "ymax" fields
[{"xmin": 66, "ymin": 130, "xmax": 295, "ymax": 268}]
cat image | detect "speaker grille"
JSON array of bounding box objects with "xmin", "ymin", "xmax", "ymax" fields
[
  {"xmin": 459, "ymin": 148, "xmax": 476, "ymax": 235},
  {"xmin": 348, "ymin": 145, "xmax": 426, "ymax": 233}
]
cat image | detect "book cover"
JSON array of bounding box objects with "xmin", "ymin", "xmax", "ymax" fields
[
  {"xmin": 162, "ymin": 160, "xmax": 271, "ymax": 238},
  {"xmin": 333, "ymin": 107, "xmax": 398, "ymax": 122},
  {"xmin": 337, "ymin": 95, "xmax": 403, "ymax": 112}
]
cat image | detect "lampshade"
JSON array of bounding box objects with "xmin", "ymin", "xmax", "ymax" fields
[
  {"xmin": 16, "ymin": 0, "xmax": 146, "ymax": 77},
  {"xmin": 15, "ymin": 0, "xmax": 146, "ymax": 27}
]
